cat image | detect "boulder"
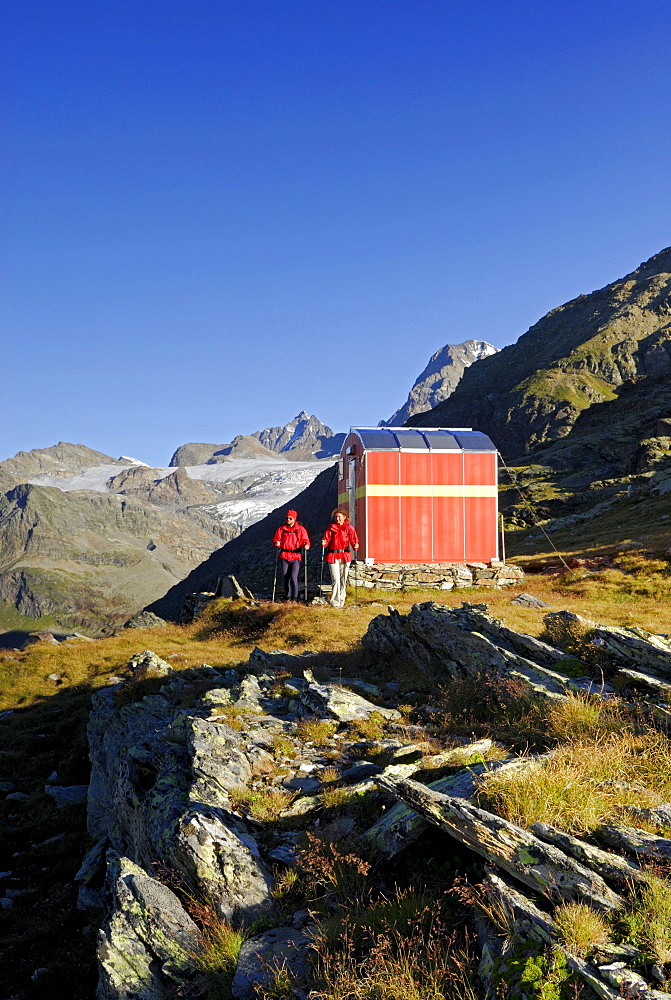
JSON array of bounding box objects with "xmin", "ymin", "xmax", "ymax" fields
[
  {"xmin": 96, "ymin": 853, "xmax": 203, "ymax": 1000},
  {"xmin": 232, "ymin": 926, "xmax": 313, "ymax": 1000},
  {"xmin": 510, "ymin": 593, "xmax": 554, "ymax": 609},
  {"xmin": 45, "ymin": 784, "xmax": 89, "ymax": 808},
  {"xmin": 123, "ymin": 612, "xmax": 167, "ymax": 630},
  {"xmin": 126, "ymin": 650, "xmax": 173, "ymax": 680}
]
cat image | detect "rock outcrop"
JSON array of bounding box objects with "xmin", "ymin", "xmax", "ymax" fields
[
  {"xmin": 87, "ymin": 643, "xmax": 412, "ymax": 997},
  {"xmin": 361, "ymin": 601, "xmax": 597, "ymax": 698},
  {"xmin": 85, "ymin": 600, "xmax": 671, "ymax": 999}
]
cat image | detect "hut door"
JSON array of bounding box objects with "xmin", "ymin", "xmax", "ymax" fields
[{"xmin": 348, "ymin": 458, "xmax": 357, "ymax": 526}]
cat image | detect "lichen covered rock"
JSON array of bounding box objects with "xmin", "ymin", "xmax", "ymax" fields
[{"xmin": 96, "ymin": 852, "xmax": 202, "ymax": 1000}]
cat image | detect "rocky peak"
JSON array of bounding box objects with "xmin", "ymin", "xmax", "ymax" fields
[
  {"xmin": 252, "ymin": 412, "xmax": 344, "ymax": 460},
  {"xmin": 383, "ymin": 340, "xmax": 499, "ymax": 426}
]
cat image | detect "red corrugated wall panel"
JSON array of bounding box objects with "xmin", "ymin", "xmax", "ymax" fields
[
  {"xmin": 366, "ymin": 451, "xmax": 400, "ymax": 562},
  {"xmin": 464, "ymin": 452, "xmax": 498, "ymax": 562},
  {"xmin": 432, "ymin": 451, "xmax": 465, "ymax": 562},
  {"xmin": 354, "ymin": 445, "xmax": 366, "ymax": 555},
  {"xmin": 400, "ymin": 452, "xmax": 433, "ymax": 562}
]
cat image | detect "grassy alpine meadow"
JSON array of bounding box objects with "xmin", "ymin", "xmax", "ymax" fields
[{"xmin": 1, "ymin": 547, "xmax": 671, "ymax": 998}]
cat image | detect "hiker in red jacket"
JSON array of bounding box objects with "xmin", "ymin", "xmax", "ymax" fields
[
  {"xmin": 321, "ymin": 508, "xmax": 359, "ymax": 608},
  {"xmin": 272, "ymin": 510, "xmax": 310, "ymax": 601}
]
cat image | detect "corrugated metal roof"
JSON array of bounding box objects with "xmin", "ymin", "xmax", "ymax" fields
[{"xmin": 351, "ymin": 427, "xmax": 496, "ymax": 452}]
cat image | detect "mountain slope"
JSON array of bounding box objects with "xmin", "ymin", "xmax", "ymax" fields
[
  {"xmin": 0, "ymin": 483, "xmax": 226, "ymax": 629},
  {"xmin": 384, "ymin": 340, "xmax": 498, "ymax": 425},
  {"xmin": 411, "ymin": 247, "xmax": 671, "ymax": 456},
  {"xmin": 0, "ymin": 442, "xmax": 126, "ymax": 479}
]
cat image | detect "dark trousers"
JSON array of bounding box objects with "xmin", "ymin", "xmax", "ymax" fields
[{"xmin": 281, "ymin": 558, "xmax": 301, "ymax": 599}]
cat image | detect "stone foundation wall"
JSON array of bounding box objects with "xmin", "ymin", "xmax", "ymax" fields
[{"xmin": 347, "ymin": 561, "xmax": 524, "ymax": 591}]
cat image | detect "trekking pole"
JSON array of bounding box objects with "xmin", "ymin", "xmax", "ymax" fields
[
  {"xmin": 304, "ymin": 548, "xmax": 309, "ymax": 604},
  {"xmin": 353, "ymin": 552, "xmax": 358, "ymax": 605},
  {"xmin": 320, "ymin": 547, "xmax": 325, "ymax": 601},
  {"xmin": 271, "ymin": 550, "xmax": 279, "ymax": 603}
]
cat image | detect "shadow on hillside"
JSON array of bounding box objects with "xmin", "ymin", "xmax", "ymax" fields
[
  {"xmin": 0, "ymin": 629, "xmax": 35, "ymax": 650},
  {"xmin": 0, "ymin": 680, "xmax": 98, "ymax": 999},
  {"xmin": 148, "ymin": 464, "xmax": 338, "ymax": 620}
]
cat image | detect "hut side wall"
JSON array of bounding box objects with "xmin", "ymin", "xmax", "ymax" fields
[{"xmin": 464, "ymin": 452, "xmax": 498, "ymax": 562}]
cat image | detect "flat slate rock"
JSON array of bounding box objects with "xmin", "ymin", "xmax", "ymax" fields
[
  {"xmin": 44, "ymin": 784, "xmax": 89, "ymax": 808},
  {"xmin": 340, "ymin": 761, "xmax": 383, "ymax": 783},
  {"xmin": 510, "ymin": 593, "xmax": 554, "ymax": 609}
]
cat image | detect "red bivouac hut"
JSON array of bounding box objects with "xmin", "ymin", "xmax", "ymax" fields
[{"xmin": 337, "ymin": 427, "xmax": 498, "ymax": 564}]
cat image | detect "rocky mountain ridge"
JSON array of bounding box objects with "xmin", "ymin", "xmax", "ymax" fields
[
  {"xmin": 0, "ymin": 443, "xmax": 129, "ymax": 481},
  {"xmin": 170, "ymin": 411, "xmax": 344, "ymax": 466},
  {"xmin": 412, "ymin": 247, "xmax": 671, "ymax": 457}
]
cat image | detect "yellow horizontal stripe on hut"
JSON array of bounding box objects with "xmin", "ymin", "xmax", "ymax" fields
[
  {"xmin": 362, "ymin": 484, "xmax": 498, "ymax": 498},
  {"xmin": 337, "ymin": 492, "xmax": 349, "ymax": 505}
]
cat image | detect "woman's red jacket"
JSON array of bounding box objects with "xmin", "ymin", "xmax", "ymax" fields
[
  {"xmin": 273, "ymin": 523, "xmax": 310, "ymax": 560},
  {"xmin": 321, "ymin": 522, "xmax": 359, "ymax": 563}
]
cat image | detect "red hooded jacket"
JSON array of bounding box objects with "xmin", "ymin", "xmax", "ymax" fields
[
  {"xmin": 321, "ymin": 521, "xmax": 359, "ymax": 563},
  {"xmin": 273, "ymin": 523, "xmax": 310, "ymax": 560}
]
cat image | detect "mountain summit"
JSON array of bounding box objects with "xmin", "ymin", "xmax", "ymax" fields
[{"xmin": 383, "ymin": 340, "xmax": 498, "ymax": 425}]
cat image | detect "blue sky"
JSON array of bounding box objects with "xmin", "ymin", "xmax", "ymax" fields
[{"xmin": 4, "ymin": 1, "xmax": 671, "ymax": 466}]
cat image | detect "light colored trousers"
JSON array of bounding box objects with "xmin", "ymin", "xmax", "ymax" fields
[{"xmin": 328, "ymin": 560, "xmax": 350, "ymax": 608}]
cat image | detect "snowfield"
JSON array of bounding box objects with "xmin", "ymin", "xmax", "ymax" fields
[{"xmin": 28, "ymin": 458, "xmax": 335, "ymax": 531}]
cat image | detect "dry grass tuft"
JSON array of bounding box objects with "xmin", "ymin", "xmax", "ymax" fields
[
  {"xmin": 478, "ymin": 730, "xmax": 671, "ymax": 834},
  {"xmin": 347, "ymin": 712, "xmax": 388, "ymax": 741},
  {"xmin": 296, "ymin": 718, "xmax": 338, "ymax": 745},
  {"xmin": 270, "ymin": 734, "xmax": 296, "ymax": 759},
  {"xmin": 297, "ymin": 832, "xmax": 373, "ymax": 916},
  {"xmin": 320, "ymin": 765, "xmax": 341, "ymax": 785},
  {"xmin": 624, "ymin": 875, "xmax": 671, "ymax": 965},
  {"xmin": 322, "ymin": 786, "xmax": 357, "ymax": 811},
  {"xmin": 312, "ymin": 907, "xmax": 481, "ymax": 1000},
  {"xmin": 187, "ymin": 899, "xmax": 246, "ymax": 999},
  {"xmin": 228, "ymin": 787, "xmax": 295, "ymax": 822},
  {"xmin": 209, "ymin": 703, "xmax": 248, "ymax": 730},
  {"xmin": 546, "ymin": 693, "xmax": 623, "ymax": 741},
  {"xmin": 553, "ymin": 902, "xmax": 611, "ymax": 957}
]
